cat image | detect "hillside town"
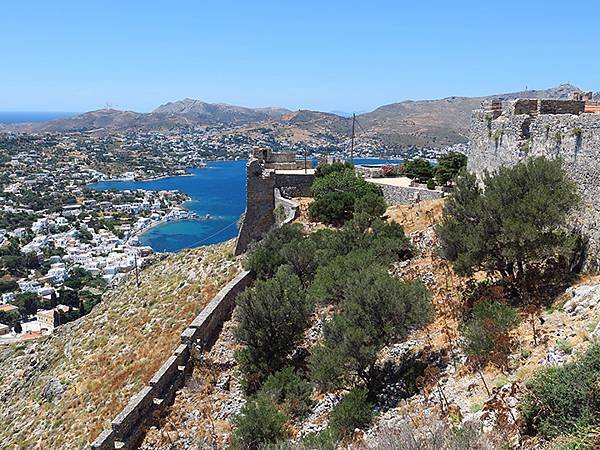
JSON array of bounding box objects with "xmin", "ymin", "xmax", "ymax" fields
[{"xmin": 0, "ymin": 133, "xmax": 197, "ymax": 342}]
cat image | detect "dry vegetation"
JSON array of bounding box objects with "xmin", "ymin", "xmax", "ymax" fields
[
  {"xmin": 147, "ymin": 199, "xmax": 600, "ymax": 449},
  {"xmin": 0, "ymin": 241, "xmax": 241, "ymax": 449}
]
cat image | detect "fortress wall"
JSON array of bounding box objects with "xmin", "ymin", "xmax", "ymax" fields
[
  {"xmin": 376, "ymin": 183, "xmax": 444, "ymax": 205},
  {"xmin": 468, "ymin": 108, "xmax": 600, "ymax": 266},
  {"xmin": 234, "ymin": 159, "xmax": 314, "ymax": 255},
  {"xmin": 234, "ymin": 160, "xmax": 276, "ymax": 255},
  {"xmin": 274, "ymin": 172, "xmax": 314, "ymax": 197},
  {"xmin": 91, "ymin": 270, "xmax": 253, "ymax": 450},
  {"xmin": 275, "ymin": 189, "xmax": 300, "ymax": 225}
]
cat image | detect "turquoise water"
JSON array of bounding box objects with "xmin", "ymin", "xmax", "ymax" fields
[
  {"xmin": 88, "ymin": 158, "xmax": 402, "ymax": 252},
  {"xmin": 89, "ymin": 161, "xmax": 247, "ymax": 252}
]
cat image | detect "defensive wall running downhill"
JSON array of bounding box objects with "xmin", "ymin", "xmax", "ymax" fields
[
  {"xmin": 90, "ymin": 270, "xmax": 253, "ymax": 450},
  {"xmin": 467, "ymin": 95, "xmax": 600, "ymax": 267}
]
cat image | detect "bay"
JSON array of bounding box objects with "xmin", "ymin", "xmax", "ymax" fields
[
  {"xmin": 88, "ymin": 157, "xmax": 402, "ymax": 253},
  {"xmin": 89, "ymin": 160, "xmax": 247, "ymax": 252}
]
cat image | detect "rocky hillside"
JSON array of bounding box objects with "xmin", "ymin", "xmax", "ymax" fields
[
  {"xmin": 356, "ymin": 84, "xmax": 590, "ymax": 148},
  {"xmin": 153, "ymin": 99, "xmax": 290, "ymax": 122},
  {"xmin": 4, "ymin": 84, "xmax": 595, "ymax": 149},
  {"xmin": 140, "ymin": 200, "xmax": 600, "ymax": 449},
  {"xmin": 0, "ymin": 242, "xmax": 241, "ymax": 449}
]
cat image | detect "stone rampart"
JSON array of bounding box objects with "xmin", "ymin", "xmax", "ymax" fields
[
  {"xmin": 234, "ymin": 159, "xmax": 314, "ymax": 255},
  {"xmin": 275, "ymin": 189, "xmax": 300, "ymax": 225},
  {"xmin": 376, "ymin": 183, "xmax": 444, "ymax": 205},
  {"xmin": 468, "ymin": 99, "xmax": 600, "ymax": 267},
  {"xmin": 90, "ymin": 270, "xmax": 253, "ymax": 450}
]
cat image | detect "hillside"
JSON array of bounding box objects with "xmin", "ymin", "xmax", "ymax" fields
[
  {"xmin": 0, "ymin": 242, "xmax": 241, "ymax": 448},
  {"xmin": 140, "ymin": 199, "xmax": 600, "ymax": 449},
  {"xmin": 356, "ymin": 83, "xmax": 589, "ymax": 148},
  {"xmin": 3, "ymin": 84, "xmax": 596, "ymax": 149}
]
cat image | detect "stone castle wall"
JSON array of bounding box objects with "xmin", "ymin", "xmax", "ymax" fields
[
  {"xmin": 468, "ymin": 101, "xmax": 600, "ymax": 265},
  {"xmin": 376, "ymin": 184, "xmax": 444, "ymax": 205},
  {"xmin": 234, "ymin": 159, "xmax": 314, "ymax": 255},
  {"xmin": 91, "ymin": 271, "xmax": 253, "ymax": 450}
]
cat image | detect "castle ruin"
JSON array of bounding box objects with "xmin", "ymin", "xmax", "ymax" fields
[
  {"xmin": 468, "ymin": 93, "xmax": 600, "ymax": 265},
  {"xmin": 234, "ymin": 149, "xmax": 314, "ymax": 255}
]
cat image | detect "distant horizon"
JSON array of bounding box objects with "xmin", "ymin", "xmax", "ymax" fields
[{"xmin": 0, "ymin": 81, "xmax": 594, "ymax": 121}]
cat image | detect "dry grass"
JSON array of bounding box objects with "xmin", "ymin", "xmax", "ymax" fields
[{"xmin": 0, "ymin": 241, "xmax": 241, "ymax": 449}]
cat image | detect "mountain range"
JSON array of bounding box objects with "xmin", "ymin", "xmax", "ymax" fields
[{"xmin": 2, "ymin": 84, "xmax": 597, "ymax": 148}]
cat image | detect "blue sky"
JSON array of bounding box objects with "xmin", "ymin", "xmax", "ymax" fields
[{"xmin": 1, "ymin": 0, "xmax": 597, "ymax": 113}]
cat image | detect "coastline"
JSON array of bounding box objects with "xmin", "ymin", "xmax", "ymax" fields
[{"xmin": 90, "ymin": 160, "xmax": 247, "ymax": 253}]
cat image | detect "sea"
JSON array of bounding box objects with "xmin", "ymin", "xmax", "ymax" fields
[
  {"xmin": 0, "ymin": 112, "xmax": 78, "ymax": 124},
  {"xmin": 91, "ymin": 158, "xmax": 402, "ymax": 253}
]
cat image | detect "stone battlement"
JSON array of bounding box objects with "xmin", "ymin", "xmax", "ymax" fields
[
  {"xmin": 234, "ymin": 156, "xmax": 315, "ymax": 255},
  {"xmin": 468, "ymin": 97, "xmax": 600, "ymax": 267},
  {"xmin": 252, "ymin": 148, "xmax": 310, "ymax": 170},
  {"xmin": 90, "ymin": 271, "xmax": 253, "ymax": 450}
]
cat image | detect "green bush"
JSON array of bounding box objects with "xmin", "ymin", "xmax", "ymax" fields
[
  {"xmin": 308, "ymin": 250, "xmax": 379, "ymax": 305},
  {"xmin": 435, "ymin": 151, "xmax": 467, "ymax": 186},
  {"xmin": 231, "ymin": 395, "xmax": 288, "ymax": 450},
  {"xmin": 245, "ymin": 224, "xmax": 304, "ymax": 280},
  {"xmin": 520, "ymin": 344, "xmax": 600, "ymax": 439},
  {"xmin": 308, "ymin": 191, "xmax": 355, "ymax": 225},
  {"xmin": 309, "ymin": 167, "xmax": 383, "ymax": 225},
  {"xmin": 259, "ymin": 367, "xmax": 313, "ymax": 417},
  {"xmin": 403, "ymin": 158, "xmax": 434, "ymax": 183},
  {"xmin": 426, "ymin": 178, "xmax": 436, "ymax": 190},
  {"xmin": 310, "ymin": 266, "xmax": 431, "ymax": 391},
  {"xmin": 354, "ymin": 191, "xmax": 387, "ymax": 218},
  {"xmin": 461, "ymin": 300, "xmax": 520, "ymax": 366},
  {"xmin": 308, "ymin": 345, "xmax": 346, "ymax": 391},
  {"xmin": 437, "ymin": 157, "xmax": 579, "ymax": 280},
  {"xmin": 235, "ymin": 267, "xmax": 312, "ymax": 392},
  {"xmin": 329, "ymin": 388, "xmax": 373, "ymax": 436},
  {"xmin": 315, "ymin": 161, "xmax": 354, "ymax": 178}
]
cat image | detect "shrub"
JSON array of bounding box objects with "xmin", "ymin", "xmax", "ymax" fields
[
  {"xmin": 354, "ymin": 191, "xmax": 387, "ymax": 218},
  {"xmin": 263, "ymin": 429, "xmax": 338, "ymax": 450},
  {"xmin": 308, "ymin": 191, "xmax": 355, "ymax": 225},
  {"xmin": 235, "ymin": 267, "xmax": 312, "ymax": 392},
  {"xmin": 308, "ymin": 250, "xmax": 380, "ymax": 305},
  {"xmin": 520, "ymin": 343, "xmax": 600, "ymax": 439},
  {"xmin": 310, "ymin": 266, "xmax": 431, "ymax": 392},
  {"xmin": 309, "ymin": 167, "xmax": 383, "ymax": 224},
  {"xmin": 426, "ymin": 178, "xmax": 436, "ymax": 190},
  {"xmin": 435, "ymin": 151, "xmax": 467, "ymax": 186},
  {"xmin": 331, "ymin": 214, "xmax": 413, "ymax": 263},
  {"xmin": 403, "ymin": 158, "xmax": 434, "ymax": 183},
  {"xmin": 245, "ymin": 224, "xmax": 304, "ymax": 280},
  {"xmin": 437, "ymin": 157, "xmax": 579, "ymax": 280},
  {"xmin": 231, "ymin": 395, "xmax": 288, "ymax": 450},
  {"xmin": 556, "ymin": 338, "xmax": 573, "ymax": 354},
  {"xmin": 329, "ymin": 388, "xmax": 373, "ymax": 436},
  {"xmin": 461, "ymin": 301, "xmax": 520, "ymax": 369},
  {"xmin": 308, "ymin": 345, "xmax": 346, "ymax": 391},
  {"xmin": 259, "ymin": 367, "xmax": 313, "ymax": 417},
  {"xmin": 315, "ymin": 161, "xmax": 354, "ymax": 178}
]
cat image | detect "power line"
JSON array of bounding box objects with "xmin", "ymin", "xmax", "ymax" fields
[{"xmin": 184, "ymin": 219, "xmax": 239, "ymax": 248}]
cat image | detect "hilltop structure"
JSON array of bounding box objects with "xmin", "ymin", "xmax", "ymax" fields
[
  {"xmin": 468, "ymin": 93, "xmax": 600, "ymax": 266},
  {"xmin": 234, "ymin": 149, "xmax": 314, "ymax": 255}
]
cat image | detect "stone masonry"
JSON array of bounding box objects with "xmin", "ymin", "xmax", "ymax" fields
[
  {"xmin": 234, "ymin": 151, "xmax": 314, "ymax": 255},
  {"xmin": 468, "ymin": 97, "xmax": 600, "ymax": 267}
]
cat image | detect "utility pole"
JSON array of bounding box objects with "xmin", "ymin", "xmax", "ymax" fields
[
  {"xmin": 134, "ymin": 252, "xmax": 140, "ymax": 287},
  {"xmin": 350, "ymin": 113, "xmax": 356, "ymax": 162},
  {"xmin": 304, "ymin": 147, "xmax": 307, "ymax": 174}
]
